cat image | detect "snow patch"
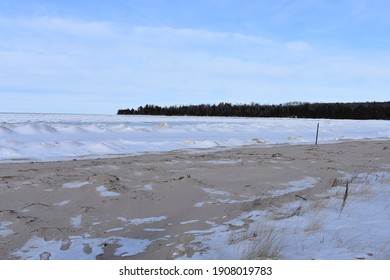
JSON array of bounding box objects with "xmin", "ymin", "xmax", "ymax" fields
[
  {"xmin": 127, "ymin": 216, "xmax": 167, "ymax": 225},
  {"xmin": 143, "ymin": 228, "xmax": 166, "ymax": 232},
  {"xmin": 270, "ymin": 177, "xmax": 319, "ymax": 197},
  {"xmin": 207, "ymin": 160, "xmax": 241, "ymax": 165},
  {"xmin": 70, "ymin": 215, "xmax": 82, "ymax": 227},
  {"xmin": 96, "ymin": 185, "xmax": 120, "ymax": 197},
  {"xmin": 105, "ymin": 227, "xmax": 124, "ymax": 233},
  {"xmin": 180, "ymin": 220, "xmax": 199, "ymax": 225},
  {"xmin": 12, "ymin": 235, "xmax": 152, "ymax": 259},
  {"xmin": 63, "ymin": 181, "xmax": 89, "ymax": 189},
  {"xmin": 0, "ymin": 221, "xmax": 14, "ymax": 237},
  {"xmin": 54, "ymin": 200, "xmax": 70, "ymax": 206}
]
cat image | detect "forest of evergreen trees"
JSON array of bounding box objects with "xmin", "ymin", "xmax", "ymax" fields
[{"xmin": 118, "ymin": 101, "xmax": 390, "ymax": 120}]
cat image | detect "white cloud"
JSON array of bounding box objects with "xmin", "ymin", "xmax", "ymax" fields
[
  {"xmin": 132, "ymin": 26, "xmax": 277, "ymax": 46},
  {"xmin": 0, "ymin": 16, "xmax": 114, "ymax": 38},
  {"xmin": 285, "ymin": 40, "xmax": 314, "ymax": 54},
  {"xmin": 1, "ymin": 16, "xmax": 390, "ymax": 113}
]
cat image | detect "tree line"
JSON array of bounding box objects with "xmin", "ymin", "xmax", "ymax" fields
[{"xmin": 118, "ymin": 101, "xmax": 390, "ymax": 120}]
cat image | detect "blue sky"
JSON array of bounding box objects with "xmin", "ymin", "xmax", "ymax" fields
[{"xmin": 1, "ymin": 0, "xmax": 390, "ymax": 114}]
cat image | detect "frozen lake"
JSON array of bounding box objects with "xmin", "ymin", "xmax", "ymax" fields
[{"xmin": 0, "ymin": 113, "xmax": 389, "ymax": 162}]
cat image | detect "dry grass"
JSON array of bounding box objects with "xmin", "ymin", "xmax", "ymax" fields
[
  {"xmin": 308, "ymin": 198, "xmax": 328, "ymax": 212},
  {"xmin": 331, "ymin": 177, "xmax": 347, "ymax": 188},
  {"xmin": 237, "ymin": 221, "xmax": 284, "ymax": 260},
  {"xmin": 304, "ymin": 215, "xmax": 326, "ymax": 232}
]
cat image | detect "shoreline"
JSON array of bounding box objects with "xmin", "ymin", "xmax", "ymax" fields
[
  {"xmin": 1, "ymin": 140, "xmax": 389, "ymax": 259},
  {"xmin": 1, "ymin": 137, "xmax": 388, "ymax": 165}
]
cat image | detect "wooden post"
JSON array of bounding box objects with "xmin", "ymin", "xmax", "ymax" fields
[{"xmin": 315, "ymin": 123, "xmax": 319, "ymax": 145}]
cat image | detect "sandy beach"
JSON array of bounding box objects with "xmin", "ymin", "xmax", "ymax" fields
[{"xmin": 1, "ymin": 140, "xmax": 389, "ymax": 260}]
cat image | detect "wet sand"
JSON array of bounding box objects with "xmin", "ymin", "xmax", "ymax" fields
[{"xmin": 1, "ymin": 140, "xmax": 389, "ymax": 259}]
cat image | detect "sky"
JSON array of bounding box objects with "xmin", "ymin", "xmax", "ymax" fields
[{"xmin": 1, "ymin": 0, "xmax": 390, "ymax": 114}]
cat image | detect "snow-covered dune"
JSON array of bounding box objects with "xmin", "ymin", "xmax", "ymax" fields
[{"xmin": 0, "ymin": 113, "xmax": 389, "ymax": 162}]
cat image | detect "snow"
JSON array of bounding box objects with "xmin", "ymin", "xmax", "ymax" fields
[
  {"xmin": 2, "ymin": 113, "xmax": 390, "ymax": 259},
  {"xmin": 123, "ymin": 216, "xmax": 168, "ymax": 226},
  {"xmin": 143, "ymin": 228, "xmax": 166, "ymax": 232},
  {"xmin": 105, "ymin": 227, "xmax": 124, "ymax": 233},
  {"xmin": 0, "ymin": 113, "xmax": 389, "ymax": 162},
  {"xmin": 54, "ymin": 200, "xmax": 71, "ymax": 206},
  {"xmin": 62, "ymin": 181, "xmax": 89, "ymax": 189},
  {"xmin": 269, "ymin": 177, "xmax": 319, "ymax": 197},
  {"xmin": 180, "ymin": 220, "xmax": 199, "ymax": 225},
  {"xmin": 12, "ymin": 235, "xmax": 152, "ymax": 260},
  {"xmin": 207, "ymin": 159, "xmax": 241, "ymax": 164},
  {"xmin": 194, "ymin": 187, "xmax": 254, "ymax": 207},
  {"xmin": 0, "ymin": 221, "xmax": 14, "ymax": 237},
  {"xmin": 96, "ymin": 185, "xmax": 120, "ymax": 197},
  {"xmin": 203, "ymin": 188, "xmax": 231, "ymax": 196},
  {"xmin": 143, "ymin": 183, "xmax": 153, "ymax": 191},
  {"xmin": 178, "ymin": 171, "xmax": 390, "ymax": 260},
  {"xmin": 70, "ymin": 214, "xmax": 82, "ymax": 227}
]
